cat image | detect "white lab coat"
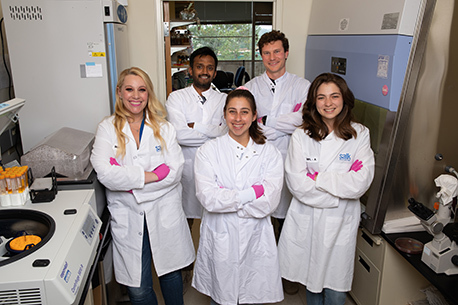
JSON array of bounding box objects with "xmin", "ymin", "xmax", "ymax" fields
[
  {"xmin": 166, "ymin": 86, "xmax": 227, "ymax": 218},
  {"xmin": 90, "ymin": 116, "xmax": 195, "ymax": 287},
  {"xmin": 192, "ymin": 134, "xmax": 284, "ymax": 305},
  {"xmin": 245, "ymin": 72, "xmax": 311, "ymax": 218},
  {"xmin": 278, "ymin": 123, "xmax": 375, "ymax": 293}
]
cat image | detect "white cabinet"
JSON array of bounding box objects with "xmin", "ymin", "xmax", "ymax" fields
[{"xmin": 351, "ymin": 228, "xmax": 430, "ymax": 305}]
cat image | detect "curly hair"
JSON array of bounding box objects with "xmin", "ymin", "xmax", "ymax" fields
[
  {"xmin": 257, "ymin": 30, "xmax": 289, "ymax": 54},
  {"xmin": 113, "ymin": 67, "xmax": 167, "ymax": 158},
  {"xmin": 300, "ymin": 73, "xmax": 357, "ymax": 141}
]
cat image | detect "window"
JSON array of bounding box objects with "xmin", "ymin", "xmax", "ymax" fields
[{"xmin": 173, "ymin": 1, "xmax": 273, "ymax": 79}]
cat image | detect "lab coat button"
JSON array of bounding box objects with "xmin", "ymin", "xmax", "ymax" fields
[
  {"xmin": 140, "ymin": 212, "xmax": 144, "ymax": 216},
  {"xmin": 138, "ymin": 232, "xmax": 142, "ymax": 236}
]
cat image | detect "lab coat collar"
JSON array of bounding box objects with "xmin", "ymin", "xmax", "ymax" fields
[
  {"xmin": 191, "ymin": 85, "xmax": 213, "ymax": 104},
  {"xmin": 226, "ymin": 134, "xmax": 261, "ymax": 163},
  {"xmin": 262, "ymin": 71, "xmax": 289, "ymax": 85}
]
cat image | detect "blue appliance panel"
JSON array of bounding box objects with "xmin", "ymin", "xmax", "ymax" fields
[
  {"xmin": 105, "ymin": 23, "xmax": 118, "ymax": 112},
  {"xmin": 305, "ymin": 35, "xmax": 412, "ymax": 112}
]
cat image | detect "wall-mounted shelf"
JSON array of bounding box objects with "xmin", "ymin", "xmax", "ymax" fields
[{"xmin": 164, "ymin": 2, "xmax": 196, "ymax": 96}]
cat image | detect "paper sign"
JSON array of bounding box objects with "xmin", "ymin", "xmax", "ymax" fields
[{"xmin": 84, "ymin": 62, "xmax": 103, "ymax": 78}]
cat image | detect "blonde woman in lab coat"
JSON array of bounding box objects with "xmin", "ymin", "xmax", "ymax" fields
[
  {"xmin": 192, "ymin": 88, "xmax": 284, "ymax": 305},
  {"xmin": 278, "ymin": 73, "xmax": 375, "ymax": 305},
  {"xmin": 90, "ymin": 67, "xmax": 195, "ymax": 305}
]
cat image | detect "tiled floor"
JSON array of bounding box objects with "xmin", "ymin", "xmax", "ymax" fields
[
  {"xmin": 109, "ymin": 279, "xmax": 357, "ymax": 305},
  {"xmin": 182, "ymin": 283, "xmax": 357, "ymax": 305}
]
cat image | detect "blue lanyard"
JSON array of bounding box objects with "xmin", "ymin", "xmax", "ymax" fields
[{"xmin": 139, "ymin": 116, "xmax": 145, "ymax": 143}]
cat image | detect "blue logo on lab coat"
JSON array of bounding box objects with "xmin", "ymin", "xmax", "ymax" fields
[
  {"xmin": 339, "ymin": 153, "xmax": 351, "ymax": 161},
  {"xmin": 155, "ymin": 145, "xmax": 162, "ymax": 152}
]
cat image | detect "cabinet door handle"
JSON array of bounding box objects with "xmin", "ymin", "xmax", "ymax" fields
[
  {"xmin": 358, "ymin": 255, "xmax": 370, "ymax": 273},
  {"xmin": 362, "ymin": 230, "xmax": 373, "ymax": 246}
]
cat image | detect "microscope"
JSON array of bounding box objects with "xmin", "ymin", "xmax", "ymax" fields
[{"xmin": 408, "ymin": 172, "xmax": 458, "ymax": 275}]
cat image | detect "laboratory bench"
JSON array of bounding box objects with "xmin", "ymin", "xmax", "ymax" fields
[{"xmin": 382, "ymin": 223, "xmax": 458, "ymax": 305}]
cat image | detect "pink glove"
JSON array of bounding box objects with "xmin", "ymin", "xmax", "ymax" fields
[
  {"xmin": 110, "ymin": 157, "xmax": 120, "ymax": 166},
  {"xmin": 293, "ymin": 103, "xmax": 302, "ymax": 112},
  {"xmin": 257, "ymin": 117, "xmax": 263, "ymax": 123},
  {"xmin": 153, "ymin": 163, "xmax": 170, "ymax": 181},
  {"xmin": 307, "ymin": 172, "xmax": 318, "ymax": 181},
  {"xmin": 252, "ymin": 184, "xmax": 264, "ymax": 199},
  {"xmin": 350, "ymin": 160, "xmax": 363, "ymax": 172}
]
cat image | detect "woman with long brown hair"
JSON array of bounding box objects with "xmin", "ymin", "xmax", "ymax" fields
[
  {"xmin": 192, "ymin": 88, "xmax": 284, "ymax": 305},
  {"xmin": 278, "ymin": 73, "xmax": 375, "ymax": 305}
]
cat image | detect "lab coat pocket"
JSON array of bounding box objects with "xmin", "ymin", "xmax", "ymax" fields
[
  {"xmin": 284, "ymin": 211, "xmax": 311, "ymax": 243},
  {"xmin": 205, "ymin": 225, "xmax": 230, "ymax": 262},
  {"xmin": 280, "ymin": 100, "xmax": 294, "ymax": 113},
  {"xmin": 110, "ymin": 210, "xmax": 129, "ymax": 240},
  {"xmin": 251, "ymin": 221, "xmax": 275, "ymax": 259},
  {"xmin": 143, "ymin": 141, "xmax": 166, "ymax": 168},
  {"xmin": 159, "ymin": 193, "xmax": 184, "ymax": 229},
  {"xmin": 336, "ymin": 156, "xmax": 353, "ymax": 172},
  {"xmin": 324, "ymin": 216, "xmax": 353, "ymax": 248}
]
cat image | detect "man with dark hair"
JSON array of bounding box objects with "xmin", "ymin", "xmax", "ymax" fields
[
  {"xmin": 166, "ymin": 47, "xmax": 227, "ymax": 289},
  {"xmin": 245, "ymin": 31, "xmax": 311, "ymax": 294}
]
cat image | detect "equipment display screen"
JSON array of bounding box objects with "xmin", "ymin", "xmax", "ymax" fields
[{"xmin": 80, "ymin": 211, "xmax": 98, "ymax": 245}]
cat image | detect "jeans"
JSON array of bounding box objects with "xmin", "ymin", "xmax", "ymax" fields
[
  {"xmin": 305, "ymin": 288, "xmax": 347, "ymax": 305},
  {"xmin": 126, "ymin": 221, "xmax": 184, "ymax": 305}
]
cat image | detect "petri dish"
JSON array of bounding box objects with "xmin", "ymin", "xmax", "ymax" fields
[{"xmin": 395, "ymin": 237, "xmax": 424, "ymax": 254}]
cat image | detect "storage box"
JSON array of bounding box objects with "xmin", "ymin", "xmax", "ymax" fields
[{"xmin": 21, "ymin": 127, "xmax": 94, "ymax": 180}]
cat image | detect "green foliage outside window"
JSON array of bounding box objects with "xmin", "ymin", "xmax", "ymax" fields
[{"xmin": 188, "ymin": 24, "xmax": 263, "ymax": 61}]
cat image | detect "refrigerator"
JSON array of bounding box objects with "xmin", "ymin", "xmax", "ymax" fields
[
  {"xmin": 1, "ymin": 0, "xmax": 130, "ymax": 153},
  {"xmin": 304, "ymin": 0, "xmax": 458, "ymax": 235}
]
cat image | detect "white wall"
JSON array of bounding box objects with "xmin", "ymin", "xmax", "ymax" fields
[
  {"xmin": 125, "ymin": 0, "xmax": 167, "ymax": 103},
  {"xmin": 274, "ymin": 0, "xmax": 313, "ymax": 80},
  {"xmin": 125, "ymin": 0, "xmax": 314, "ymax": 103}
]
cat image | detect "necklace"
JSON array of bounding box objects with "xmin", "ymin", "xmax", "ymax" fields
[{"xmin": 129, "ymin": 120, "xmax": 142, "ymax": 133}]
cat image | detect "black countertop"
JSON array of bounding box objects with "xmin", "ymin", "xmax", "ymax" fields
[{"xmin": 382, "ymin": 223, "xmax": 458, "ymax": 305}]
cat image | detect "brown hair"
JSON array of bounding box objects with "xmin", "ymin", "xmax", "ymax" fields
[
  {"xmin": 224, "ymin": 89, "xmax": 266, "ymax": 145},
  {"xmin": 300, "ymin": 73, "xmax": 357, "ymax": 141},
  {"xmin": 114, "ymin": 67, "xmax": 167, "ymax": 158},
  {"xmin": 257, "ymin": 30, "xmax": 289, "ymax": 54}
]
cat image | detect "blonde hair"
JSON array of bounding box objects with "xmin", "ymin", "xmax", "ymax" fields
[{"xmin": 113, "ymin": 67, "xmax": 167, "ymax": 158}]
